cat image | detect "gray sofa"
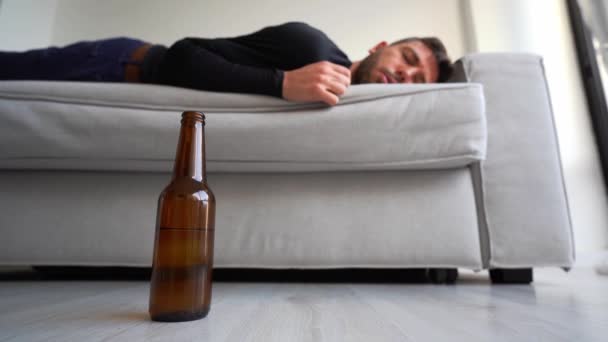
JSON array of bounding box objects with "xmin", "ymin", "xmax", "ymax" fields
[{"xmin": 0, "ymin": 53, "xmax": 574, "ymax": 283}]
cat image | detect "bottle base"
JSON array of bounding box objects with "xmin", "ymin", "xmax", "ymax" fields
[{"xmin": 150, "ymin": 307, "xmax": 210, "ymax": 322}]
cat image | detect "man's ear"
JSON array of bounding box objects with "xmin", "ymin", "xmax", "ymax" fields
[{"xmin": 369, "ymin": 41, "xmax": 388, "ymax": 54}]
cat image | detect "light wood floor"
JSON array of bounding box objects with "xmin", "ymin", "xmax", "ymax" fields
[{"xmin": 0, "ymin": 267, "xmax": 606, "ymax": 342}]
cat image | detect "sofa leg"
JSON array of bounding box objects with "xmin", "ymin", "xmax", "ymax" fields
[
  {"xmin": 427, "ymin": 268, "xmax": 458, "ymax": 284},
  {"xmin": 489, "ymin": 268, "xmax": 533, "ymax": 284}
]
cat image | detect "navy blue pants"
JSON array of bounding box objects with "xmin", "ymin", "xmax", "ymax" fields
[{"xmin": 0, "ymin": 37, "xmax": 146, "ymax": 82}]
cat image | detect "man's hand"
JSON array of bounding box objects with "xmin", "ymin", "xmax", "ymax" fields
[{"xmin": 282, "ymin": 61, "xmax": 351, "ymax": 106}]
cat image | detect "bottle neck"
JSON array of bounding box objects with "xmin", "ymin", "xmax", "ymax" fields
[{"xmin": 172, "ymin": 114, "xmax": 207, "ymax": 182}]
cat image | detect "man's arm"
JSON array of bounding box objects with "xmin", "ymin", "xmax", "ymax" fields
[
  {"xmin": 158, "ymin": 38, "xmax": 350, "ymax": 105},
  {"xmin": 157, "ymin": 38, "xmax": 284, "ymax": 98}
]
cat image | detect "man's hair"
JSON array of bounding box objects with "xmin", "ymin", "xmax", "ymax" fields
[{"xmin": 391, "ymin": 37, "xmax": 453, "ymax": 82}]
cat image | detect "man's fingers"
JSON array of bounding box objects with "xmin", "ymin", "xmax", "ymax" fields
[
  {"xmin": 282, "ymin": 61, "xmax": 350, "ymax": 105},
  {"xmin": 318, "ymin": 61, "xmax": 350, "ymax": 79},
  {"xmin": 317, "ymin": 87, "xmax": 339, "ymax": 106},
  {"xmin": 331, "ymin": 71, "xmax": 351, "ymax": 87},
  {"xmin": 326, "ymin": 80, "xmax": 347, "ymax": 96},
  {"xmin": 330, "ymin": 63, "xmax": 351, "ymax": 78},
  {"xmin": 321, "ymin": 73, "xmax": 349, "ymax": 90}
]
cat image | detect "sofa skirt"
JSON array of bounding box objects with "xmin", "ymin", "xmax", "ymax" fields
[{"xmin": 0, "ymin": 168, "xmax": 483, "ymax": 269}]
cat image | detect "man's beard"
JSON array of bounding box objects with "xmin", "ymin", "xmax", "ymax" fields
[{"xmin": 352, "ymin": 50, "xmax": 382, "ymax": 84}]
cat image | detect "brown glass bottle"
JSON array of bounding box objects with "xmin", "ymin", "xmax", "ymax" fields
[{"xmin": 149, "ymin": 111, "xmax": 216, "ymax": 322}]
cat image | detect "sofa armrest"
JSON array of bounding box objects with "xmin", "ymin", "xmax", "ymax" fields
[{"xmin": 453, "ymin": 53, "xmax": 575, "ymax": 268}]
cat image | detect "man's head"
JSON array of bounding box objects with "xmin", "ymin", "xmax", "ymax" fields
[{"xmin": 351, "ymin": 37, "xmax": 452, "ymax": 84}]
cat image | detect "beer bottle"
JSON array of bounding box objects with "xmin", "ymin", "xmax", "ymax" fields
[{"xmin": 149, "ymin": 111, "xmax": 216, "ymax": 322}]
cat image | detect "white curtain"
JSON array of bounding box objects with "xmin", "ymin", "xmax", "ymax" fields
[
  {"xmin": 579, "ymin": 1, "xmax": 608, "ymax": 87},
  {"xmin": 578, "ymin": 0, "xmax": 608, "ymax": 276}
]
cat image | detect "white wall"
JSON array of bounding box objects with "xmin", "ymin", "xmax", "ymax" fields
[
  {"xmin": 0, "ymin": 0, "xmax": 57, "ymax": 50},
  {"xmin": 49, "ymin": 0, "xmax": 466, "ymax": 64},
  {"xmin": 466, "ymin": 0, "xmax": 608, "ymax": 252}
]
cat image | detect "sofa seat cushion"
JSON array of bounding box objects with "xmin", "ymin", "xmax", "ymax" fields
[{"xmin": 0, "ymin": 81, "xmax": 486, "ymax": 173}]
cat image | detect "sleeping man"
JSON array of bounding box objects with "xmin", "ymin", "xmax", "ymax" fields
[{"xmin": 0, "ymin": 22, "xmax": 453, "ymax": 106}]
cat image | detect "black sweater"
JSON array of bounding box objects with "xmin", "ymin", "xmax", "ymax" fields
[{"xmin": 155, "ymin": 22, "xmax": 351, "ymax": 98}]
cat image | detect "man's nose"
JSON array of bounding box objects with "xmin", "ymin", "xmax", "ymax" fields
[{"xmin": 397, "ymin": 67, "xmax": 422, "ymax": 83}]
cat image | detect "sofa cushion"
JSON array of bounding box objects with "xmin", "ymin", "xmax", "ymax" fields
[{"xmin": 0, "ymin": 81, "xmax": 486, "ymax": 172}]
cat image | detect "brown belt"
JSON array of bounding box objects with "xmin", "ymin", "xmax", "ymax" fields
[{"xmin": 124, "ymin": 43, "xmax": 152, "ymax": 82}]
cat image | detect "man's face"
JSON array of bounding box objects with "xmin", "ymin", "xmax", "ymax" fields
[{"xmin": 352, "ymin": 40, "xmax": 439, "ymax": 84}]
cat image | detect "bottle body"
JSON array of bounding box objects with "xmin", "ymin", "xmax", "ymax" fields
[{"xmin": 149, "ymin": 112, "xmax": 215, "ymax": 322}]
